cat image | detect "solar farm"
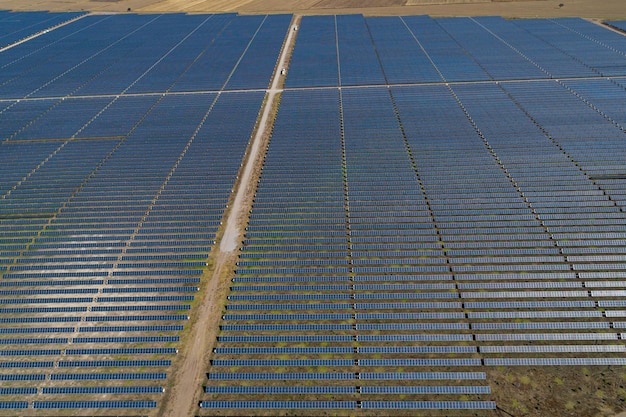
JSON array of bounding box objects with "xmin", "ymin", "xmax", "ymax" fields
[{"xmin": 2, "ymin": 7, "xmax": 626, "ymax": 417}]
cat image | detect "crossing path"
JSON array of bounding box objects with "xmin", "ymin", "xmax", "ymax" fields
[{"xmin": 159, "ymin": 15, "xmax": 301, "ymax": 417}]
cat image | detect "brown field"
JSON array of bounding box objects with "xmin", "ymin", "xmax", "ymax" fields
[{"xmin": 0, "ymin": 0, "xmax": 624, "ymax": 19}]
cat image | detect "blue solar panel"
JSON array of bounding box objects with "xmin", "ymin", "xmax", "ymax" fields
[
  {"xmin": 78, "ymin": 325, "xmax": 183, "ymax": 332},
  {"xmin": 485, "ymin": 358, "xmax": 626, "ymax": 366},
  {"xmin": 358, "ymin": 346, "xmax": 476, "ymax": 354},
  {"xmin": 0, "ymin": 349, "xmax": 60, "ymax": 356},
  {"xmin": 284, "ymin": 16, "xmax": 338, "ymax": 88},
  {"xmin": 361, "ymin": 401, "xmax": 496, "ymax": 410},
  {"xmin": 402, "ymin": 15, "xmax": 491, "ymax": 82},
  {"xmin": 214, "ymin": 347, "xmax": 353, "ymax": 354},
  {"xmin": 218, "ymin": 335, "xmax": 353, "ymax": 342},
  {"xmin": 66, "ymin": 348, "xmax": 177, "ymax": 355},
  {"xmin": 365, "ymin": 17, "xmax": 441, "ymax": 84},
  {"xmin": 222, "ymin": 313, "xmax": 352, "ymax": 321},
  {"xmin": 0, "ymin": 374, "xmax": 45, "ymax": 380},
  {"xmin": 208, "ymin": 373, "xmax": 355, "ymax": 380},
  {"xmin": 211, "ymin": 359, "xmax": 354, "ymax": 367},
  {"xmin": 0, "ymin": 361, "xmax": 53, "ymax": 368},
  {"xmin": 224, "ymin": 303, "xmax": 352, "ymax": 311},
  {"xmin": 43, "ymin": 386, "xmax": 164, "ymax": 394},
  {"xmin": 359, "ymin": 372, "xmax": 486, "ymax": 380},
  {"xmin": 6, "ymin": 12, "xmax": 626, "ymax": 414},
  {"xmin": 0, "ymin": 327, "xmax": 73, "ymax": 334},
  {"xmin": 205, "ymin": 386, "xmax": 357, "ymax": 394},
  {"xmin": 51, "ymin": 373, "xmax": 166, "ymax": 380},
  {"xmin": 84, "ymin": 315, "xmax": 188, "ymax": 322},
  {"xmin": 336, "ymin": 15, "xmax": 386, "ymax": 86},
  {"xmin": 72, "ymin": 336, "xmax": 179, "ymax": 343},
  {"xmin": 514, "ymin": 19, "xmax": 626, "ymax": 76},
  {"xmin": 358, "ymin": 359, "xmax": 481, "ymax": 366},
  {"xmin": 225, "ymin": 14, "xmax": 292, "ymax": 90},
  {"xmin": 360, "ymin": 386, "xmax": 490, "ymax": 394},
  {"xmin": 200, "ymin": 401, "xmax": 357, "ymax": 409},
  {"xmin": 356, "ymin": 334, "xmax": 472, "ymax": 342},
  {"xmin": 480, "ymin": 345, "xmax": 625, "ymax": 353},
  {"xmin": 476, "ymin": 333, "xmax": 618, "ymax": 341},
  {"xmin": 0, "ymin": 11, "xmax": 85, "ymax": 48},
  {"xmin": 0, "ymin": 402, "xmax": 28, "ymax": 409},
  {"xmin": 355, "ymin": 323, "xmax": 468, "ymax": 330},
  {"xmin": 58, "ymin": 360, "xmax": 170, "ymax": 367},
  {"xmin": 0, "ymin": 387, "xmax": 37, "ymax": 394},
  {"xmin": 34, "ymin": 401, "xmax": 157, "ymax": 409}
]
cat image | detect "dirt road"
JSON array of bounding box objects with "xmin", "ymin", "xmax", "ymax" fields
[
  {"xmin": 220, "ymin": 17, "xmax": 298, "ymax": 253},
  {"xmin": 158, "ymin": 16, "xmax": 299, "ymax": 417}
]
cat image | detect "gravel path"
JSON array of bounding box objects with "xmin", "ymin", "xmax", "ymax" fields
[
  {"xmin": 159, "ymin": 16, "xmax": 300, "ymax": 417},
  {"xmin": 220, "ymin": 18, "xmax": 299, "ymax": 252}
]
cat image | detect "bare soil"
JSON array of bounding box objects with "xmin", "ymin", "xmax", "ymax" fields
[
  {"xmin": 488, "ymin": 365, "xmax": 626, "ymax": 417},
  {"xmin": 154, "ymin": 250, "xmax": 227, "ymax": 417},
  {"xmin": 313, "ymin": 0, "xmax": 406, "ymax": 10},
  {"xmin": 157, "ymin": 16, "xmax": 299, "ymax": 417},
  {"xmin": 0, "ymin": 0, "xmax": 625, "ymax": 20}
]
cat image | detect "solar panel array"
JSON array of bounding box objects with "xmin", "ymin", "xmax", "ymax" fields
[
  {"xmin": 0, "ymin": 12, "xmax": 290, "ymax": 99},
  {"xmin": 0, "ymin": 10, "xmax": 85, "ymax": 48},
  {"xmin": 204, "ymin": 14, "xmax": 626, "ymax": 414},
  {"xmin": 283, "ymin": 15, "xmax": 626, "ymax": 88},
  {"xmin": 0, "ymin": 10, "xmax": 289, "ymax": 412},
  {"xmin": 3, "ymin": 8, "xmax": 626, "ymax": 415},
  {"xmin": 608, "ymin": 21, "xmax": 626, "ymax": 32}
]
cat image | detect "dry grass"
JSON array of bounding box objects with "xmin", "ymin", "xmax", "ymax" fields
[
  {"xmin": 0, "ymin": 0, "xmax": 625, "ymax": 19},
  {"xmin": 488, "ymin": 365, "xmax": 626, "ymax": 417}
]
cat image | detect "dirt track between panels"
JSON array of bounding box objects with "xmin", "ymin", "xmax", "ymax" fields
[
  {"xmin": 157, "ymin": 251, "xmax": 234, "ymax": 417},
  {"xmin": 157, "ymin": 15, "xmax": 299, "ymax": 417}
]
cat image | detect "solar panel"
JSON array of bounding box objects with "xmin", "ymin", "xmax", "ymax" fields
[
  {"xmin": 65, "ymin": 348, "xmax": 177, "ymax": 355},
  {"xmin": 0, "ymin": 387, "xmax": 37, "ymax": 394},
  {"xmin": 0, "ymin": 402, "xmax": 28, "ymax": 409},
  {"xmin": 480, "ymin": 345, "xmax": 626, "ymax": 353},
  {"xmin": 360, "ymin": 386, "xmax": 490, "ymax": 394},
  {"xmin": 485, "ymin": 358, "xmax": 626, "ymax": 366},
  {"xmin": 7, "ymin": 12, "xmax": 626, "ymax": 414},
  {"xmin": 218, "ymin": 335, "xmax": 353, "ymax": 343},
  {"xmin": 357, "ymin": 359, "xmax": 481, "ymax": 366},
  {"xmin": 214, "ymin": 347, "xmax": 353, "ymax": 354},
  {"xmin": 43, "ymin": 386, "xmax": 164, "ymax": 394},
  {"xmin": 211, "ymin": 360, "xmax": 354, "ymax": 367},
  {"xmin": 204, "ymin": 386, "xmax": 357, "ymax": 394},
  {"xmin": 359, "ymin": 372, "xmax": 486, "ymax": 380},
  {"xmin": 33, "ymin": 401, "xmax": 157, "ymax": 409},
  {"xmin": 476, "ymin": 333, "xmax": 618, "ymax": 341},
  {"xmin": 357, "ymin": 334, "xmax": 473, "ymax": 342},
  {"xmin": 58, "ymin": 360, "xmax": 171, "ymax": 367},
  {"xmin": 0, "ymin": 374, "xmax": 45, "ymax": 381},
  {"xmin": 200, "ymin": 401, "xmax": 357, "ymax": 409},
  {"xmin": 0, "ymin": 361, "xmax": 53, "ymax": 368},
  {"xmin": 361, "ymin": 401, "xmax": 496, "ymax": 410},
  {"xmin": 358, "ymin": 346, "xmax": 476, "ymax": 354},
  {"xmin": 50, "ymin": 373, "xmax": 166, "ymax": 380},
  {"xmin": 208, "ymin": 373, "xmax": 355, "ymax": 380}
]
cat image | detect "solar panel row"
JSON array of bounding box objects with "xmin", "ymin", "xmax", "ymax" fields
[
  {"xmin": 0, "ymin": 11, "xmax": 285, "ymax": 410},
  {"xmin": 203, "ymin": 385, "xmax": 490, "ymax": 394},
  {"xmin": 281, "ymin": 16, "xmax": 626, "ymax": 89},
  {"xmin": 4, "ymin": 9, "xmax": 626, "ymax": 414},
  {"xmin": 199, "ymin": 401, "xmax": 496, "ymax": 409},
  {"xmin": 208, "ymin": 16, "xmax": 626, "ymax": 412},
  {"xmin": 0, "ymin": 10, "xmax": 86, "ymax": 48}
]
